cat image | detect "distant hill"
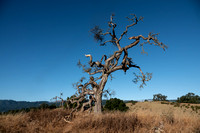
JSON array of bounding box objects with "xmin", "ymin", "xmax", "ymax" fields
[
  {"xmin": 0, "ymin": 99, "xmax": 176, "ymax": 113},
  {"xmin": 0, "ymin": 100, "xmax": 49, "ymax": 112},
  {"xmin": 0, "ymin": 99, "xmax": 108, "ymax": 112}
]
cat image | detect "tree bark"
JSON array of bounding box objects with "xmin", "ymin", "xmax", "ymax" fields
[
  {"xmin": 94, "ymin": 92, "xmax": 102, "ymax": 114},
  {"xmin": 94, "ymin": 74, "xmax": 108, "ymax": 114}
]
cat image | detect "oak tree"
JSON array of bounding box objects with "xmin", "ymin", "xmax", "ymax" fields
[
  {"xmin": 68, "ymin": 14, "xmax": 167, "ymax": 114},
  {"xmin": 153, "ymin": 93, "xmax": 167, "ymax": 101}
]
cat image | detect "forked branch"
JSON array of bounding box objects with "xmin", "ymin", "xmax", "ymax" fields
[{"xmin": 119, "ymin": 14, "xmax": 144, "ymax": 41}]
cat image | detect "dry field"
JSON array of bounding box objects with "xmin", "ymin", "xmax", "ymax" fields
[{"xmin": 0, "ymin": 102, "xmax": 200, "ymax": 133}]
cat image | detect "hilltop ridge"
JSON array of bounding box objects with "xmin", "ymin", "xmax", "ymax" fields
[{"xmin": 0, "ymin": 100, "xmax": 49, "ymax": 112}]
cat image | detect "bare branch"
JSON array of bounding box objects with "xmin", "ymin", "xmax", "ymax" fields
[
  {"xmin": 100, "ymin": 40, "xmax": 115, "ymax": 46},
  {"xmin": 109, "ymin": 74, "xmax": 114, "ymax": 81},
  {"xmin": 100, "ymin": 55, "xmax": 107, "ymax": 63},
  {"xmin": 77, "ymin": 59, "xmax": 103, "ymax": 75},
  {"xmin": 129, "ymin": 34, "xmax": 167, "ymax": 52},
  {"xmin": 125, "ymin": 39, "xmax": 140, "ymax": 50},
  {"xmin": 108, "ymin": 65, "xmax": 123, "ymax": 73},
  {"xmin": 85, "ymin": 54, "xmax": 104, "ymax": 68},
  {"xmin": 106, "ymin": 50, "xmax": 123, "ymax": 65},
  {"xmin": 133, "ymin": 72, "xmax": 152, "ymax": 88},
  {"xmin": 81, "ymin": 95, "xmax": 95, "ymax": 112},
  {"xmin": 119, "ymin": 14, "xmax": 143, "ymax": 41},
  {"xmin": 108, "ymin": 14, "xmax": 121, "ymax": 49},
  {"xmin": 103, "ymin": 88, "xmax": 115, "ymax": 98},
  {"xmin": 102, "ymin": 31, "xmax": 112, "ymax": 36},
  {"xmin": 87, "ymin": 70, "xmax": 103, "ymax": 75}
]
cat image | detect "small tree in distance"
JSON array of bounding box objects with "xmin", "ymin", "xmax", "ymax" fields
[
  {"xmin": 68, "ymin": 14, "xmax": 167, "ymax": 114},
  {"xmin": 153, "ymin": 93, "xmax": 167, "ymax": 101},
  {"xmin": 177, "ymin": 93, "xmax": 200, "ymax": 103}
]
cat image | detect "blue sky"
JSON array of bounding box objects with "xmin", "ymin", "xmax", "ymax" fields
[{"xmin": 0, "ymin": 0, "xmax": 200, "ymax": 101}]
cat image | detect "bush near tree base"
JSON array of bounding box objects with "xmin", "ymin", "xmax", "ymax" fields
[{"xmin": 104, "ymin": 98, "xmax": 129, "ymax": 112}]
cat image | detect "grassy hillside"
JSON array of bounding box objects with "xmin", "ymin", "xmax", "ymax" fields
[{"xmin": 0, "ymin": 102, "xmax": 200, "ymax": 133}]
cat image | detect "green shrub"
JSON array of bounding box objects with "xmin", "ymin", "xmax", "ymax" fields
[
  {"xmin": 177, "ymin": 93, "xmax": 200, "ymax": 104},
  {"xmin": 104, "ymin": 98, "xmax": 129, "ymax": 112}
]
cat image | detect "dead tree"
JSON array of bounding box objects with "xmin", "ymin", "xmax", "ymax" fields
[
  {"xmin": 58, "ymin": 93, "xmax": 64, "ymax": 107},
  {"xmin": 76, "ymin": 14, "xmax": 167, "ymax": 114},
  {"xmin": 51, "ymin": 96, "xmax": 58, "ymax": 106}
]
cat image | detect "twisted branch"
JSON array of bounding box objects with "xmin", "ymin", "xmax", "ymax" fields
[{"xmin": 119, "ymin": 14, "xmax": 143, "ymax": 41}]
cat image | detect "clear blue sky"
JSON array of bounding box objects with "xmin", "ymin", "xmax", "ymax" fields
[{"xmin": 0, "ymin": 0, "xmax": 200, "ymax": 101}]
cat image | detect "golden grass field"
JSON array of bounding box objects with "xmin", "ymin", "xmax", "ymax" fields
[{"xmin": 0, "ymin": 101, "xmax": 200, "ymax": 133}]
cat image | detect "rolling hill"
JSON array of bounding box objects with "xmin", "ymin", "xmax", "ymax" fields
[{"xmin": 0, "ymin": 100, "xmax": 49, "ymax": 112}]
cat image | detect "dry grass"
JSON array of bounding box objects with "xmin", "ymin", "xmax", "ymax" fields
[
  {"xmin": 126, "ymin": 101, "xmax": 200, "ymax": 133},
  {"xmin": 1, "ymin": 102, "xmax": 200, "ymax": 133},
  {"xmin": 127, "ymin": 101, "xmax": 200, "ymax": 119},
  {"xmin": 0, "ymin": 108, "xmax": 70, "ymax": 133},
  {"xmin": 66, "ymin": 112, "xmax": 141, "ymax": 133}
]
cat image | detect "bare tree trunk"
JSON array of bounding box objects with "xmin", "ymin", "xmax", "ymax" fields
[
  {"xmin": 94, "ymin": 74, "xmax": 108, "ymax": 114},
  {"xmin": 94, "ymin": 93, "xmax": 102, "ymax": 114}
]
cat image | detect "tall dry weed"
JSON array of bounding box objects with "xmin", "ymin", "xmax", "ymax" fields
[
  {"xmin": 67, "ymin": 111, "xmax": 200, "ymax": 133},
  {"xmin": 67, "ymin": 112, "xmax": 141, "ymax": 133},
  {"xmin": 0, "ymin": 108, "xmax": 70, "ymax": 133}
]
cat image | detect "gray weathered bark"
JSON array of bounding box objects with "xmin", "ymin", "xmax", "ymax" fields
[
  {"xmin": 94, "ymin": 92, "xmax": 102, "ymax": 113},
  {"xmin": 94, "ymin": 74, "xmax": 108, "ymax": 113}
]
